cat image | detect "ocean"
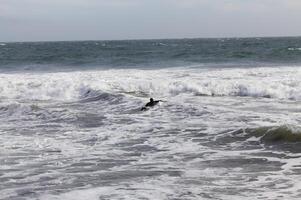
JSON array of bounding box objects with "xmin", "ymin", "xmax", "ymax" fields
[{"xmin": 0, "ymin": 37, "xmax": 301, "ymax": 200}]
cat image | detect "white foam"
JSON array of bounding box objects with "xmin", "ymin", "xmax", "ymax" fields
[
  {"xmin": 0, "ymin": 66, "xmax": 300, "ymax": 101},
  {"xmin": 40, "ymin": 188, "xmax": 109, "ymax": 200}
]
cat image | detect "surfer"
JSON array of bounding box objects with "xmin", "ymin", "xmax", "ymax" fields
[{"xmin": 141, "ymin": 98, "xmax": 163, "ymax": 111}]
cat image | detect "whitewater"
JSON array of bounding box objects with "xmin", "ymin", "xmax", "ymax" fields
[
  {"xmin": 0, "ymin": 66, "xmax": 300, "ymax": 101},
  {"xmin": 1, "ymin": 38, "xmax": 301, "ymax": 200}
]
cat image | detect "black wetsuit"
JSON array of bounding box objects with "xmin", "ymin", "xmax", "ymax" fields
[
  {"xmin": 141, "ymin": 99, "xmax": 161, "ymax": 111},
  {"xmin": 145, "ymin": 100, "xmax": 160, "ymax": 107}
]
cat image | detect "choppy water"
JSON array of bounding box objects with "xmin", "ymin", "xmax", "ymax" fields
[{"xmin": 1, "ymin": 38, "xmax": 301, "ymax": 200}]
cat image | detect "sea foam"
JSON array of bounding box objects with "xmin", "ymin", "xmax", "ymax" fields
[{"xmin": 0, "ymin": 66, "xmax": 300, "ymax": 101}]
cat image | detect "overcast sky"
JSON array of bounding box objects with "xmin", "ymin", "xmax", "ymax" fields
[{"xmin": 1, "ymin": 0, "xmax": 301, "ymax": 42}]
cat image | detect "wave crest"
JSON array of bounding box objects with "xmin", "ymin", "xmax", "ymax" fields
[{"xmin": 234, "ymin": 126, "xmax": 301, "ymax": 143}]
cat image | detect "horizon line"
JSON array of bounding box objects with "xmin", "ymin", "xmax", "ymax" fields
[{"xmin": 1, "ymin": 35, "xmax": 301, "ymax": 44}]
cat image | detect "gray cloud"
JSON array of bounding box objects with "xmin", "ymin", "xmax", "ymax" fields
[{"xmin": 1, "ymin": 0, "xmax": 301, "ymax": 42}]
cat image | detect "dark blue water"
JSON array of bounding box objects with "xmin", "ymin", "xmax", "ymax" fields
[{"xmin": 1, "ymin": 37, "xmax": 301, "ymax": 72}]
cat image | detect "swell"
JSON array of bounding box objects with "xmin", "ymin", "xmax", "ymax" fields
[
  {"xmin": 214, "ymin": 125, "xmax": 301, "ymax": 153},
  {"xmin": 245, "ymin": 126, "xmax": 301, "ymax": 143},
  {"xmin": 223, "ymin": 125, "xmax": 301, "ymax": 144}
]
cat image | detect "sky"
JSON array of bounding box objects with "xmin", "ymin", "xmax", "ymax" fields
[{"xmin": 1, "ymin": 0, "xmax": 301, "ymax": 42}]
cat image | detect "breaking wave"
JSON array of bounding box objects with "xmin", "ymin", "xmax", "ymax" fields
[{"xmin": 0, "ymin": 66, "xmax": 300, "ymax": 101}]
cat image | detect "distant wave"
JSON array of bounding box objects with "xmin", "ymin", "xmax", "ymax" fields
[
  {"xmin": 288, "ymin": 47, "xmax": 301, "ymax": 51},
  {"xmin": 2, "ymin": 38, "xmax": 301, "ymax": 71}
]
